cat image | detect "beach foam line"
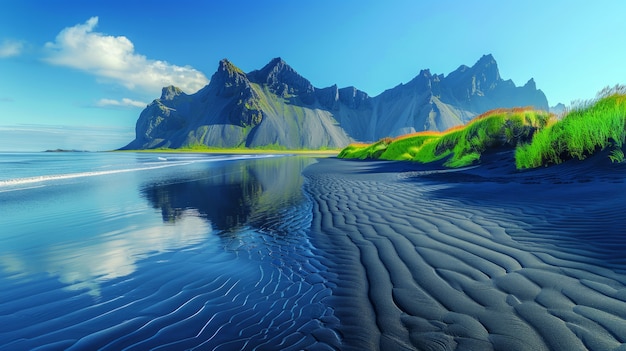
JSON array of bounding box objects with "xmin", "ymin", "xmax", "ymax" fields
[
  {"xmin": 0, "ymin": 154, "xmax": 285, "ymax": 188},
  {"xmin": 0, "ymin": 161, "xmax": 194, "ymax": 187},
  {"xmin": 0, "ymin": 184, "xmax": 46, "ymax": 193}
]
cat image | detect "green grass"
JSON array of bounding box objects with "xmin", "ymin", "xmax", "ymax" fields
[
  {"xmin": 516, "ymin": 86, "xmax": 626, "ymax": 169},
  {"xmin": 339, "ymin": 108, "xmax": 553, "ymax": 167},
  {"xmin": 339, "ymin": 86, "xmax": 626, "ymax": 170},
  {"xmin": 337, "ymin": 137, "xmax": 394, "ymax": 160},
  {"xmin": 378, "ymin": 134, "xmax": 439, "ymax": 161},
  {"xmin": 439, "ymin": 109, "xmax": 552, "ymax": 167}
]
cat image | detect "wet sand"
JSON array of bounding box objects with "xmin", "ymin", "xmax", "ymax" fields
[
  {"xmin": 303, "ymin": 152, "xmax": 626, "ymax": 350},
  {"xmin": 0, "ymin": 155, "xmax": 344, "ymax": 351}
]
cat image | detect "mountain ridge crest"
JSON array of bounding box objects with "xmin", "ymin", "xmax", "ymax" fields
[{"xmin": 122, "ymin": 55, "xmax": 549, "ymax": 150}]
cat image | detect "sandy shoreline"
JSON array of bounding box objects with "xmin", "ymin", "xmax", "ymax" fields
[{"xmin": 303, "ymin": 154, "xmax": 626, "ymax": 350}]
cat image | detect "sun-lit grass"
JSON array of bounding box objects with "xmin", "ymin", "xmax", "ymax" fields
[
  {"xmin": 337, "ymin": 138, "xmax": 393, "ymax": 159},
  {"xmin": 379, "ymin": 134, "xmax": 439, "ymax": 161},
  {"xmin": 340, "ymin": 107, "xmax": 554, "ymax": 167},
  {"xmin": 340, "ymin": 87, "xmax": 626, "ymax": 169},
  {"xmin": 437, "ymin": 108, "xmax": 553, "ymax": 167},
  {"xmin": 516, "ymin": 85, "xmax": 626, "ymax": 169}
]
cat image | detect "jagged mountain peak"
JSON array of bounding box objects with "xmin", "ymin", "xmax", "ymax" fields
[
  {"xmin": 160, "ymin": 85, "xmax": 185, "ymax": 100},
  {"xmin": 418, "ymin": 69, "xmax": 432, "ymax": 77},
  {"xmin": 524, "ymin": 78, "xmax": 536, "ymax": 90},
  {"xmin": 123, "ymin": 54, "xmax": 549, "ymax": 150},
  {"xmin": 248, "ymin": 57, "xmax": 315, "ymax": 100},
  {"xmin": 251, "ymin": 57, "xmax": 296, "ymax": 80},
  {"xmin": 550, "ymin": 102, "xmax": 566, "ymax": 115},
  {"xmin": 266, "ymin": 57, "xmax": 287, "ymax": 68},
  {"xmin": 476, "ymin": 53, "xmax": 496, "ymax": 65},
  {"xmin": 447, "ymin": 54, "xmax": 499, "ymax": 80},
  {"xmin": 216, "ymin": 58, "xmax": 246, "ymax": 78},
  {"xmin": 443, "ymin": 55, "xmax": 502, "ymax": 97},
  {"xmin": 471, "ymin": 53, "xmax": 500, "ymax": 81},
  {"xmin": 209, "ymin": 59, "xmax": 251, "ymax": 99}
]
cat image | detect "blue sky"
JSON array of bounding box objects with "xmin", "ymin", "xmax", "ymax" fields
[{"xmin": 1, "ymin": 0, "xmax": 625, "ymax": 151}]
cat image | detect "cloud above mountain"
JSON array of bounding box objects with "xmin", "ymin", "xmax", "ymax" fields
[
  {"xmin": 43, "ymin": 17, "xmax": 209, "ymax": 94},
  {"xmin": 96, "ymin": 98, "xmax": 147, "ymax": 109}
]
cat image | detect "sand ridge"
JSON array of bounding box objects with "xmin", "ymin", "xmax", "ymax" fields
[{"xmin": 303, "ymin": 156, "xmax": 626, "ymax": 350}]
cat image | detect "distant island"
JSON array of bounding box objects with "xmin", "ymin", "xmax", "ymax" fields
[
  {"xmin": 121, "ymin": 55, "xmax": 550, "ymax": 151},
  {"xmin": 44, "ymin": 149, "xmax": 89, "ymax": 153}
]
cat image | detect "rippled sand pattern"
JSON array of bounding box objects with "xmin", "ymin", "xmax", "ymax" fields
[
  {"xmin": 0, "ymin": 201, "xmax": 342, "ymax": 350},
  {"xmin": 304, "ymin": 158, "xmax": 626, "ymax": 350}
]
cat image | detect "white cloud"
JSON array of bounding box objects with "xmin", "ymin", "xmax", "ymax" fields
[
  {"xmin": 96, "ymin": 97, "xmax": 147, "ymax": 108},
  {"xmin": 0, "ymin": 39, "xmax": 24, "ymax": 58},
  {"xmin": 44, "ymin": 17, "xmax": 209, "ymax": 94}
]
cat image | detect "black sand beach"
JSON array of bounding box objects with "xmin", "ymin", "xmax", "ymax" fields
[{"xmin": 303, "ymin": 152, "xmax": 626, "ymax": 350}]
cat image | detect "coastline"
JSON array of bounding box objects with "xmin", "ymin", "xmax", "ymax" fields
[
  {"xmin": 113, "ymin": 148, "xmax": 340, "ymax": 156},
  {"xmin": 303, "ymin": 155, "xmax": 626, "ymax": 350}
]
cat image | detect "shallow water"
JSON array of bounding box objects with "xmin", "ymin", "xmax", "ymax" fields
[
  {"xmin": 0, "ymin": 152, "xmax": 340, "ymax": 350},
  {"xmin": 6, "ymin": 152, "xmax": 625, "ymax": 350}
]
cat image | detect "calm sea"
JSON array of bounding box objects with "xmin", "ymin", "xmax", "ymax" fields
[{"xmin": 0, "ymin": 152, "xmax": 340, "ymax": 350}]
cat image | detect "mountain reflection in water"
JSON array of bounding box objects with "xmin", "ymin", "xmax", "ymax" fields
[
  {"xmin": 141, "ymin": 156, "xmax": 316, "ymax": 233},
  {"xmin": 0, "ymin": 155, "xmax": 318, "ymax": 295},
  {"xmin": 0, "ymin": 154, "xmax": 342, "ymax": 350}
]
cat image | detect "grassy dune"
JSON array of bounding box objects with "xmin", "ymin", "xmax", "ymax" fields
[
  {"xmin": 339, "ymin": 108, "xmax": 554, "ymax": 167},
  {"xmin": 516, "ymin": 87, "xmax": 626, "ymax": 168},
  {"xmin": 339, "ymin": 86, "xmax": 626, "ymax": 169}
]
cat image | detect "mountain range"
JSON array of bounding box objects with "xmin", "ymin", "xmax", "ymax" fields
[{"xmin": 122, "ymin": 54, "xmax": 549, "ymax": 150}]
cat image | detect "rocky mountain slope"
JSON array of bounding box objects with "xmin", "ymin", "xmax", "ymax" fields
[{"xmin": 122, "ymin": 55, "xmax": 549, "ymax": 150}]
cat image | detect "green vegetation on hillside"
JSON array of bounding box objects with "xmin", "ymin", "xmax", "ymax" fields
[
  {"xmin": 516, "ymin": 86, "xmax": 626, "ymax": 168},
  {"xmin": 339, "ymin": 108, "xmax": 554, "ymax": 167},
  {"xmin": 338, "ymin": 85, "xmax": 626, "ymax": 169}
]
